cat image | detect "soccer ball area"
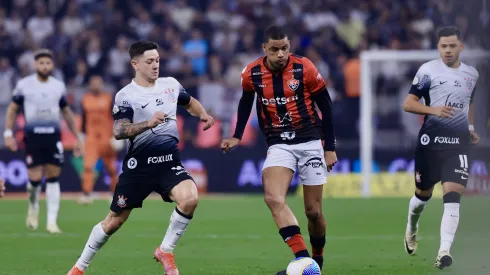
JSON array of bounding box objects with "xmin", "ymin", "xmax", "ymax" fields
[{"xmin": 0, "ymin": 196, "xmax": 488, "ymax": 274}]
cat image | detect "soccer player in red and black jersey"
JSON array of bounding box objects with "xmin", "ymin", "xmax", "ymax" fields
[{"xmin": 221, "ymin": 25, "xmax": 337, "ymax": 274}]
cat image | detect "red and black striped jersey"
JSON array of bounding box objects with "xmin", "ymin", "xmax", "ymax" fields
[{"xmin": 241, "ymin": 54, "xmax": 326, "ymax": 146}]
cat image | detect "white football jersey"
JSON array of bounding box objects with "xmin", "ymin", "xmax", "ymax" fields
[
  {"xmin": 12, "ymin": 74, "xmax": 67, "ymax": 134},
  {"xmin": 112, "ymin": 77, "xmax": 190, "ymax": 155},
  {"xmin": 410, "ymin": 59, "xmax": 479, "ymax": 150}
]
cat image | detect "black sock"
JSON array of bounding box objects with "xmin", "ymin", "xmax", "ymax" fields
[{"xmin": 310, "ymin": 234, "xmax": 325, "ymax": 269}]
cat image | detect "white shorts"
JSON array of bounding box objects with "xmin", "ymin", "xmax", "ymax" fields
[{"xmin": 262, "ymin": 140, "xmax": 327, "ymax": 185}]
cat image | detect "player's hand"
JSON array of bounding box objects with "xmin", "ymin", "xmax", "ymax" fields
[
  {"xmin": 221, "ymin": 137, "xmax": 240, "ymax": 153},
  {"xmin": 200, "ymin": 113, "xmax": 215, "ymax": 131},
  {"xmin": 73, "ymin": 137, "xmax": 84, "ymax": 157},
  {"xmin": 432, "ymin": 106, "xmax": 454, "ymax": 118},
  {"xmin": 0, "ymin": 178, "xmax": 5, "ymax": 198},
  {"xmin": 470, "ymin": 130, "xmax": 480, "ymax": 145},
  {"xmin": 4, "ymin": 136, "xmax": 17, "ymax": 151},
  {"xmin": 147, "ymin": 112, "xmax": 168, "ymax": 128},
  {"xmin": 324, "ymin": 151, "xmax": 338, "ymax": 172}
]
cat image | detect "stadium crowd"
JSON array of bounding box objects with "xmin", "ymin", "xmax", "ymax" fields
[{"xmin": 0, "ymin": 0, "xmax": 488, "ymax": 149}]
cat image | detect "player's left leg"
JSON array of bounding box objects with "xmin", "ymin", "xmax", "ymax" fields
[
  {"xmin": 434, "ymin": 151, "xmax": 469, "ymax": 269},
  {"xmin": 303, "ymin": 185, "xmax": 326, "ymax": 270},
  {"xmin": 45, "ymin": 164, "xmax": 62, "ymax": 233},
  {"xmin": 154, "ymin": 179, "xmax": 198, "ymax": 275}
]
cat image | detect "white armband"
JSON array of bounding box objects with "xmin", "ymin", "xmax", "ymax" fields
[{"xmin": 469, "ymin": 125, "xmax": 475, "ymax": 131}]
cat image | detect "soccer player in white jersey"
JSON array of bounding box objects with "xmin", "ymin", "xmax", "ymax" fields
[
  {"xmin": 403, "ymin": 26, "xmax": 480, "ymax": 269},
  {"xmin": 67, "ymin": 41, "xmax": 214, "ymax": 275},
  {"xmin": 3, "ymin": 49, "xmax": 83, "ymax": 233}
]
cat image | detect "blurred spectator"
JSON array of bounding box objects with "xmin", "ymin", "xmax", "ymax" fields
[
  {"xmin": 26, "ymin": 3, "xmax": 54, "ymax": 45},
  {"xmin": 0, "ymin": 57, "xmax": 16, "ymax": 104}
]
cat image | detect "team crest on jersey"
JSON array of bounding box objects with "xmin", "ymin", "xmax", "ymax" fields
[
  {"xmin": 415, "ymin": 171, "xmax": 422, "ymax": 183},
  {"xmin": 464, "ymin": 77, "xmax": 474, "ymax": 91},
  {"xmin": 288, "ymin": 77, "xmax": 300, "ymax": 91},
  {"xmin": 116, "ymin": 195, "xmax": 127, "ymax": 208},
  {"xmin": 165, "ymin": 88, "xmax": 177, "ymax": 103},
  {"xmin": 26, "ymin": 155, "xmax": 33, "ymax": 165}
]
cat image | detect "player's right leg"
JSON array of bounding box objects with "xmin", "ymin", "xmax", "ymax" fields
[
  {"xmin": 68, "ymin": 209, "xmax": 132, "ymax": 274},
  {"xmin": 262, "ymin": 145, "xmax": 309, "ymax": 260},
  {"xmin": 405, "ymin": 147, "xmax": 438, "ymax": 255},
  {"xmin": 26, "ymin": 166, "xmax": 43, "ymax": 230},
  {"xmin": 68, "ymin": 172, "xmax": 151, "ymax": 274}
]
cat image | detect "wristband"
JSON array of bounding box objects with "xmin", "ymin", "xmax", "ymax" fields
[
  {"xmin": 3, "ymin": 129, "xmax": 13, "ymax": 138},
  {"xmin": 469, "ymin": 125, "xmax": 475, "ymax": 131}
]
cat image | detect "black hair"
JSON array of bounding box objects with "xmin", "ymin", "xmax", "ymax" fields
[
  {"xmin": 128, "ymin": 40, "xmax": 159, "ymax": 59},
  {"xmin": 263, "ymin": 25, "xmax": 288, "ymax": 43},
  {"xmin": 437, "ymin": 26, "xmax": 461, "ymax": 41},
  {"xmin": 34, "ymin": 49, "xmax": 53, "ymax": 60}
]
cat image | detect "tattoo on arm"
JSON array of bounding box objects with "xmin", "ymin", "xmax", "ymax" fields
[
  {"xmin": 62, "ymin": 107, "xmax": 80, "ymax": 137},
  {"xmin": 113, "ymin": 118, "xmax": 150, "ymax": 140},
  {"xmin": 5, "ymin": 103, "xmax": 18, "ymax": 130}
]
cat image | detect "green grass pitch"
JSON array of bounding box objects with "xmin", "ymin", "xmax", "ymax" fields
[{"xmin": 0, "ymin": 196, "xmax": 489, "ymax": 274}]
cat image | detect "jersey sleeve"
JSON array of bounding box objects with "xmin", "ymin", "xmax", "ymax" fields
[
  {"xmin": 303, "ymin": 57, "xmax": 326, "ymax": 95},
  {"xmin": 112, "ymin": 92, "xmax": 134, "ymax": 122},
  {"xmin": 241, "ymin": 66, "xmax": 254, "ymax": 92},
  {"xmin": 59, "ymin": 83, "xmax": 68, "ymax": 108},
  {"xmin": 12, "ymin": 81, "xmax": 24, "ymax": 106},
  {"xmin": 177, "ymin": 84, "xmax": 191, "ymax": 106},
  {"xmin": 470, "ymin": 70, "xmax": 479, "ymax": 104},
  {"xmin": 409, "ymin": 64, "xmax": 431, "ymax": 98}
]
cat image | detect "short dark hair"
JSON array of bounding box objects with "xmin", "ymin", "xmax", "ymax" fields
[
  {"xmin": 263, "ymin": 25, "xmax": 287, "ymax": 43},
  {"xmin": 34, "ymin": 49, "xmax": 53, "ymax": 60},
  {"xmin": 437, "ymin": 26, "xmax": 461, "ymax": 41},
  {"xmin": 128, "ymin": 40, "xmax": 159, "ymax": 59}
]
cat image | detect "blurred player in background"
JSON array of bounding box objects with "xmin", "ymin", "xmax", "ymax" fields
[
  {"xmin": 68, "ymin": 40, "xmax": 214, "ymax": 275},
  {"xmin": 79, "ymin": 75, "xmax": 122, "ymax": 204},
  {"xmin": 3, "ymin": 49, "xmax": 83, "ymax": 234},
  {"xmin": 403, "ymin": 26, "xmax": 479, "ymax": 269},
  {"xmin": 221, "ymin": 25, "xmax": 337, "ymax": 274}
]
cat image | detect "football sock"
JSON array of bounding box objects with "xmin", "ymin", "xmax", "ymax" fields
[
  {"xmin": 440, "ymin": 192, "xmax": 461, "ymax": 253},
  {"xmin": 76, "ymin": 222, "xmax": 111, "ymax": 271},
  {"xmin": 27, "ymin": 180, "xmax": 41, "ymax": 211},
  {"xmin": 46, "ymin": 178, "xmax": 60, "ymax": 225},
  {"xmin": 279, "ymin": 225, "xmax": 309, "ymax": 258},
  {"xmin": 407, "ymin": 193, "xmax": 430, "ymax": 233},
  {"xmin": 310, "ymin": 234, "xmax": 325, "ymax": 268},
  {"xmin": 161, "ymin": 207, "xmax": 192, "ymax": 252}
]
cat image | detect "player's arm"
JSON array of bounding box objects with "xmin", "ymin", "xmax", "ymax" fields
[
  {"xmin": 232, "ymin": 90, "xmax": 255, "ymax": 140},
  {"xmin": 468, "ymin": 84, "xmax": 479, "ymax": 144},
  {"xmin": 312, "ymin": 88, "xmax": 336, "ymax": 151},
  {"xmin": 3, "ymin": 83, "xmax": 23, "ymax": 151},
  {"xmin": 177, "ymin": 85, "xmax": 214, "ymax": 131},
  {"xmin": 403, "ymin": 70, "xmax": 453, "ymax": 118},
  {"xmin": 61, "ymin": 104, "xmax": 82, "ymax": 139}
]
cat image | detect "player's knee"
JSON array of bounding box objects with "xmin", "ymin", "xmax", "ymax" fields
[
  {"xmin": 264, "ymin": 194, "xmax": 285, "ymax": 210},
  {"xmin": 83, "ymin": 166, "xmax": 93, "ymax": 173},
  {"xmin": 178, "ymin": 194, "xmax": 198, "ymax": 213},
  {"xmin": 305, "ymin": 207, "xmax": 322, "ymax": 222},
  {"xmin": 414, "ymin": 192, "xmax": 432, "ymax": 202},
  {"xmin": 443, "ymin": 192, "xmax": 461, "ymax": 204},
  {"xmin": 29, "ymin": 180, "xmax": 42, "ymax": 187}
]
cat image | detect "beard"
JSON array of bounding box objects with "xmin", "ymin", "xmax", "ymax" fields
[{"xmin": 36, "ymin": 70, "xmax": 52, "ymax": 80}]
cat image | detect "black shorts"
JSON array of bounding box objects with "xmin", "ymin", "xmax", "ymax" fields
[
  {"xmin": 24, "ymin": 132, "xmax": 64, "ymax": 168},
  {"xmin": 110, "ymin": 145, "xmax": 193, "ymax": 213},
  {"xmin": 414, "ymin": 146, "xmax": 470, "ymax": 190}
]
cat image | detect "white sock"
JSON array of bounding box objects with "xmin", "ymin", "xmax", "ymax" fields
[
  {"xmin": 76, "ymin": 223, "xmax": 111, "ymax": 271},
  {"xmin": 440, "ymin": 203, "xmax": 460, "ymax": 253},
  {"xmin": 407, "ymin": 195, "xmax": 429, "ymax": 233},
  {"xmin": 160, "ymin": 208, "xmax": 192, "ymax": 252},
  {"xmin": 46, "ymin": 181, "xmax": 60, "ymax": 225},
  {"xmin": 27, "ymin": 181, "xmax": 41, "ymax": 210}
]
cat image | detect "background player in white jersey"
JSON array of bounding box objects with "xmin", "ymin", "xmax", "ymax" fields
[
  {"xmin": 3, "ymin": 49, "xmax": 83, "ymax": 234},
  {"xmin": 402, "ymin": 26, "xmax": 479, "ymax": 269},
  {"xmin": 68, "ymin": 41, "xmax": 214, "ymax": 275}
]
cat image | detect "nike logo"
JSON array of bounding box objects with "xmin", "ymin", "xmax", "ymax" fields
[
  {"xmin": 440, "ymin": 81, "xmax": 448, "ymax": 85},
  {"xmin": 176, "ymin": 232, "xmax": 184, "ymax": 236},
  {"xmin": 461, "ymin": 176, "xmax": 467, "ymax": 180},
  {"xmin": 88, "ymin": 245, "xmax": 96, "ymax": 250},
  {"xmin": 404, "ymin": 239, "xmax": 414, "ymax": 254},
  {"xmin": 142, "ymin": 102, "xmax": 150, "ymax": 108}
]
